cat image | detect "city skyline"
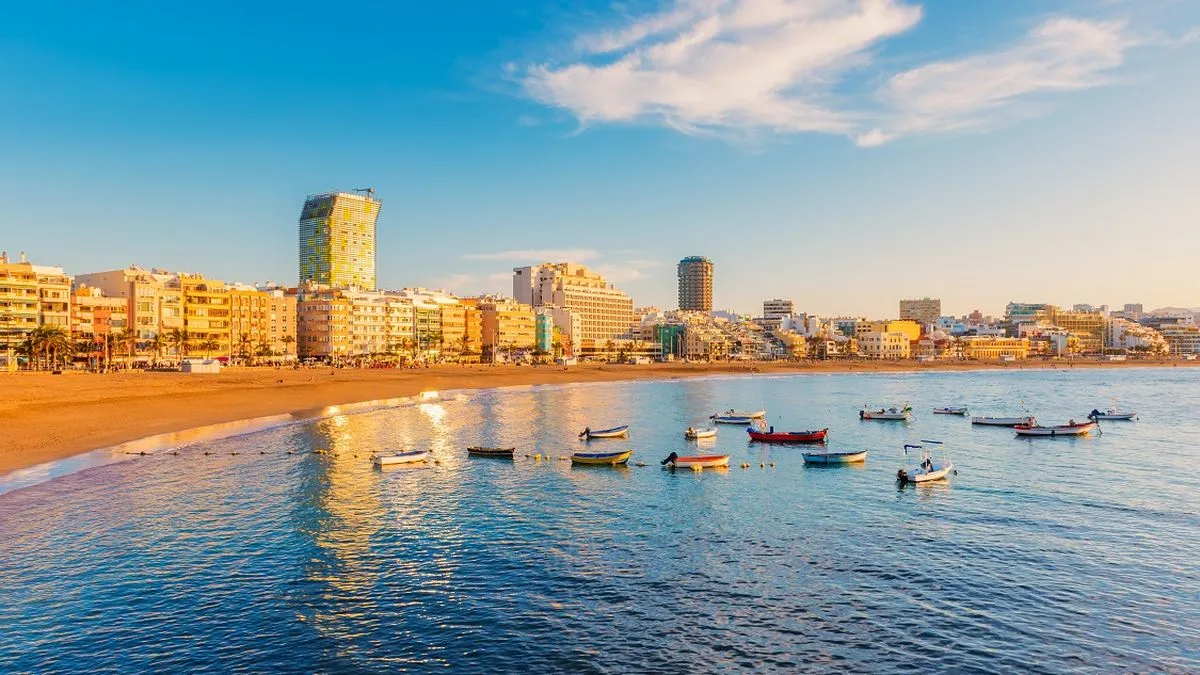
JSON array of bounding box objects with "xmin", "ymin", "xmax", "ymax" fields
[{"xmin": 1, "ymin": 1, "xmax": 1198, "ymax": 316}]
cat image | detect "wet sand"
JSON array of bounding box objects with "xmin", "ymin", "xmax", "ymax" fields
[{"xmin": 1, "ymin": 359, "xmax": 1192, "ymax": 475}]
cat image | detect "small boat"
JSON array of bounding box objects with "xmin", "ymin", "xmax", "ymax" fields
[
  {"xmin": 802, "ymin": 448, "xmax": 867, "ymax": 464},
  {"xmin": 746, "ymin": 427, "xmax": 829, "ymax": 443},
  {"xmin": 711, "ymin": 415, "xmax": 756, "ymax": 425},
  {"xmin": 896, "ymin": 441, "xmax": 953, "ymax": 484},
  {"xmin": 579, "ymin": 425, "xmax": 629, "ymax": 439},
  {"xmin": 684, "ymin": 427, "xmax": 717, "ymax": 440},
  {"xmin": 1014, "ymin": 420, "xmax": 1098, "ymax": 437},
  {"xmin": 372, "ymin": 450, "xmax": 430, "ymax": 467},
  {"xmin": 971, "ymin": 416, "xmax": 1036, "ymax": 427},
  {"xmin": 932, "ymin": 407, "xmax": 968, "ymax": 415},
  {"xmin": 661, "ymin": 452, "xmax": 731, "ymax": 469},
  {"xmin": 1088, "ymin": 408, "xmax": 1136, "ymax": 421},
  {"xmin": 719, "ymin": 408, "xmax": 766, "ymax": 419},
  {"xmin": 466, "ymin": 446, "xmax": 516, "ymax": 457},
  {"xmin": 860, "ymin": 405, "xmax": 912, "ymax": 421},
  {"xmin": 570, "ymin": 449, "xmax": 633, "ymax": 465}
]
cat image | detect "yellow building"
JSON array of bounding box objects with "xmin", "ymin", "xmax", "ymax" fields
[
  {"xmin": 230, "ymin": 286, "xmax": 297, "ymax": 360},
  {"xmin": 477, "ymin": 298, "xmax": 536, "ymax": 360},
  {"xmin": 298, "ymin": 191, "xmax": 381, "ymax": 290},
  {"xmin": 961, "ymin": 336, "xmax": 1030, "ymax": 360},
  {"xmin": 514, "ymin": 263, "xmax": 634, "ymax": 343},
  {"xmin": 71, "ymin": 285, "xmax": 130, "ymax": 341},
  {"xmin": 0, "ymin": 253, "xmax": 41, "ymax": 358},
  {"xmin": 858, "ymin": 331, "xmax": 911, "ymax": 359},
  {"xmin": 172, "ymin": 274, "xmax": 232, "ymax": 357},
  {"xmin": 297, "ymin": 293, "xmax": 351, "ymax": 359},
  {"xmin": 855, "ymin": 319, "xmax": 920, "ymax": 343},
  {"xmin": 75, "ymin": 266, "xmax": 184, "ymax": 346}
]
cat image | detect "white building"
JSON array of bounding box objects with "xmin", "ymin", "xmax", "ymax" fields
[
  {"xmin": 513, "ymin": 263, "xmax": 633, "ymax": 344},
  {"xmin": 762, "ymin": 299, "xmax": 795, "ymax": 319}
]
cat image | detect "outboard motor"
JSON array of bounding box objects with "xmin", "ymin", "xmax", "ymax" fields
[
  {"xmin": 661, "ymin": 452, "xmax": 679, "ymax": 466},
  {"xmin": 896, "ymin": 469, "xmax": 909, "ymax": 484},
  {"xmin": 859, "ymin": 410, "xmax": 865, "ymax": 420}
]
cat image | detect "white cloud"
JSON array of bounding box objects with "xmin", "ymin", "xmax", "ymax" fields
[
  {"xmin": 520, "ymin": 2, "xmax": 1143, "ymax": 145},
  {"xmin": 430, "ymin": 273, "xmax": 475, "ymax": 291},
  {"xmin": 867, "ymin": 18, "xmax": 1136, "ymax": 143},
  {"xmin": 460, "ymin": 248, "xmax": 601, "ymax": 262},
  {"xmin": 523, "ymin": 0, "xmax": 923, "ymax": 136}
]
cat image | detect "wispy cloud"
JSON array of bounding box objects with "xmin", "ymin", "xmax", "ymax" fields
[
  {"xmin": 460, "ymin": 248, "xmax": 601, "ymax": 262},
  {"xmin": 519, "ymin": 1, "xmax": 1146, "ymax": 145},
  {"xmin": 858, "ymin": 18, "xmax": 1136, "ymax": 145},
  {"xmin": 430, "ymin": 273, "xmax": 475, "ymax": 291}
]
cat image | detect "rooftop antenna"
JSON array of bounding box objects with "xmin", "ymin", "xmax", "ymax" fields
[{"xmin": 353, "ymin": 187, "xmax": 376, "ymax": 199}]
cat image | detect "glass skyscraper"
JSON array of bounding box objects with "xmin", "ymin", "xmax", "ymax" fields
[{"xmin": 298, "ymin": 191, "xmax": 381, "ymax": 290}]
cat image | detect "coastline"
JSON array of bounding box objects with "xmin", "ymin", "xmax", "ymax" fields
[{"xmin": 2, "ymin": 359, "xmax": 1195, "ymax": 477}]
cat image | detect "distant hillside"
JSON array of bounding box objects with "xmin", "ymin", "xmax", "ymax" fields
[{"xmin": 1148, "ymin": 307, "xmax": 1200, "ymax": 316}]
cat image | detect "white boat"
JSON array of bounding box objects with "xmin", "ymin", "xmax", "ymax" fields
[
  {"xmin": 932, "ymin": 407, "xmax": 968, "ymax": 415},
  {"xmin": 860, "ymin": 405, "xmax": 911, "ymax": 421},
  {"xmin": 896, "ymin": 441, "xmax": 953, "ymax": 484},
  {"xmin": 372, "ymin": 450, "xmax": 430, "ymax": 467},
  {"xmin": 580, "ymin": 425, "xmax": 630, "ymax": 439},
  {"xmin": 711, "ymin": 415, "xmax": 755, "ymax": 425},
  {"xmin": 1014, "ymin": 420, "xmax": 1097, "ymax": 437},
  {"xmin": 971, "ymin": 416, "xmax": 1036, "ymax": 427},
  {"xmin": 802, "ymin": 449, "xmax": 868, "ymax": 464},
  {"xmin": 720, "ymin": 408, "xmax": 766, "ymax": 419},
  {"xmin": 1088, "ymin": 408, "xmax": 1136, "ymax": 421},
  {"xmin": 661, "ymin": 452, "xmax": 731, "ymax": 469},
  {"xmin": 684, "ymin": 427, "xmax": 717, "ymax": 439}
]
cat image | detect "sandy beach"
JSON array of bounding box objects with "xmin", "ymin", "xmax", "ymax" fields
[{"xmin": 1, "ymin": 358, "xmax": 1194, "ymax": 475}]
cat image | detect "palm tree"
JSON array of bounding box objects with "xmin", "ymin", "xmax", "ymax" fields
[
  {"xmin": 237, "ymin": 332, "xmax": 251, "ymax": 364},
  {"xmin": 112, "ymin": 329, "xmax": 138, "ymax": 367},
  {"xmin": 147, "ymin": 334, "xmax": 166, "ymax": 366},
  {"xmin": 168, "ymin": 328, "xmax": 191, "ymax": 362},
  {"xmin": 281, "ymin": 334, "xmax": 295, "ymax": 360},
  {"xmin": 34, "ymin": 325, "xmax": 73, "ymax": 370},
  {"xmin": 199, "ymin": 337, "xmax": 220, "ymax": 359},
  {"xmin": 255, "ymin": 340, "xmax": 272, "ymax": 361}
]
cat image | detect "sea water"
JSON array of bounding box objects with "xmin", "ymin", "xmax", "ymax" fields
[{"xmin": 1, "ymin": 368, "xmax": 1197, "ymax": 673}]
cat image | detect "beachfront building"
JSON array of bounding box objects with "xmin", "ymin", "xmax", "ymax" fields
[
  {"xmin": 75, "ymin": 266, "xmax": 185, "ymax": 351},
  {"xmin": 1105, "ymin": 318, "xmax": 1166, "ymax": 354},
  {"xmin": 763, "ymin": 299, "xmax": 794, "ymax": 320},
  {"xmin": 1141, "ymin": 318, "xmax": 1200, "ymax": 355},
  {"xmin": 677, "ymin": 256, "xmax": 714, "ymax": 312},
  {"xmin": 960, "ymin": 336, "xmax": 1030, "ymax": 360},
  {"xmin": 899, "ymin": 298, "xmax": 941, "ymax": 329},
  {"xmin": 0, "ymin": 253, "xmax": 41, "ymax": 361},
  {"xmin": 298, "ymin": 190, "xmax": 381, "ymax": 291},
  {"xmin": 855, "ymin": 320, "xmax": 920, "ymax": 344},
  {"xmin": 1005, "ymin": 302, "xmax": 1107, "ymax": 354},
  {"xmin": 535, "ymin": 309, "xmax": 554, "ymax": 354},
  {"xmin": 857, "ymin": 331, "xmax": 911, "ymax": 359},
  {"xmin": 513, "ymin": 263, "xmax": 634, "ymax": 345},
  {"xmin": 70, "ymin": 285, "xmax": 130, "ymax": 342},
  {"xmin": 476, "ymin": 297, "xmax": 536, "ymax": 362},
  {"xmin": 296, "ymin": 292, "xmax": 351, "ymax": 360},
  {"xmin": 683, "ymin": 325, "xmax": 730, "ymax": 361},
  {"xmin": 229, "ymin": 285, "xmax": 297, "ymax": 361},
  {"xmin": 171, "ymin": 273, "xmax": 232, "ymax": 358}
]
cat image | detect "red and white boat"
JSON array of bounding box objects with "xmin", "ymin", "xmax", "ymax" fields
[
  {"xmin": 746, "ymin": 427, "xmax": 828, "ymax": 443},
  {"xmin": 1013, "ymin": 420, "xmax": 1098, "ymax": 437},
  {"xmin": 661, "ymin": 452, "xmax": 731, "ymax": 469}
]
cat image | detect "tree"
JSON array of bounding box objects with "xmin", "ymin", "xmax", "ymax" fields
[
  {"xmin": 147, "ymin": 334, "xmax": 166, "ymax": 366},
  {"xmin": 112, "ymin": 329, "xmax": 138, "ymax": 367},
  {"xmin": 281, "ymin": 334, "xmax": 295, "ymax": 359},
  {"xmin": 168, "ymin": 328, "xmax": 191, "ymax": 362},
  {"xmin": 199, "ymin": 337, "xmax": 220, "ymax": 359},
  {"xmin": 237, "ymin": 332, "xmax": 251, "ymax": 364}
]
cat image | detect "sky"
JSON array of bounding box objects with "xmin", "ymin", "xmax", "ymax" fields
[{"xmin": 1, "ymin": 0, "xmax": 1198, "ymax": 318}]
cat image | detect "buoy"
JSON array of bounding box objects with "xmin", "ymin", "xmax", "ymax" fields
[
  {"xmin": 759, "ymin": 462, "xmax": 765, "ymax": 468},
  {"xmin": 230, "ymin": 452, "xmax": 238, "ymax": 456},
  {"xmin": 691, "ymin": 465, "xmax": 702, "ymax": 472},
  {"xmin": 769, "ymin": 462, "xmax": 775, "ymax": 468},
  {"xmin": 260, "ymin": 451, "xmax": 266, "ymax": 455},
  {"xmin": 286, "ymin": 451, "xmax": 293, "ymax": 455},
  {"xmin": 635, "ymin": 462, "xmax": 646, "ymax": 467},
  {"xmin": 524, "ymin": 454, "xmax": 530, "ymax": 458},
  {"xmin": 203, "ymin": 451, "xmax": 210, "ymax": 456}
]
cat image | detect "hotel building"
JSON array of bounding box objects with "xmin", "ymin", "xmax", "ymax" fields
[
  {"xmin": 960, "ymin": 336, "xmax": 1030, "ymax": 360},
  {"xmin": 677, "ymin": 256, "xmax": 714, "ymax": 312},
  {"xmin": 1, "ymin": 252, "xmax": 68, "ymax": 357},
  {"xmin": 298, "ymin": 191, "xmax": 381, "ymax": 290},
  {"xmin": 475, "ymin": 297, "xmax": 537, "ymax": 360},
  {"xmin": 858, "ymin": 331, "xmax": 911, "ymax": 359},
  {"xmin": 513, "ymin": 263, "xmax": 634, "ymax": 346}
]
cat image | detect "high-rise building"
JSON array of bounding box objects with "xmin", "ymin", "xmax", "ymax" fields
[
  {"xmin": 763, "ymin": 299, "xmax": 794, "ymax": 319},
  {"xmin": 298, "ymin": 191, "xmax": 381, "ymax": 290},
  {"xmin": 513, "ymin": 263, "xmax": 634, "ymax": 346},
  {"xmin": 677, "ymin": 256, "xmax": 713, "ymax": 311},
  {"xmin": 899, "ymin": 298, "xmax": 941, "ymax": 327}
]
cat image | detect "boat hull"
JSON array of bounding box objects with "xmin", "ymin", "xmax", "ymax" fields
[
  {"xmin": 467, "ymin": 446, "xmax": 515, "ymax": 457},
  {"xmin": 583, "ymin": 425, "xmax": 630, "ymax": 439},
  {"xmin": 723, "ymin": 409, "xmax": 766, "ymax": 419},
  {"xmin": 684, "ymin": 428, "xmax": 717, "ymax": 439},
  {"xmin": 571, "ymin": 450, "xmax": 633, "ymax": 465},
  {"xmin": 802, "ymin": 450, "xmax": 867, "ymax": 464},
  {"xmin": 933, "ymin": 408, "xmax": 968, "ymax": 415},
  {"xmin": 747, "ymin": 428, "xmax": 829, "ymax": 443},
  {"xmin": 711, "ymin": 416, "xmax": 755, "ymax": 425},
  {"xmin": 1014, "ymin": 423, "xmax": 1096, "ymax": 437},
  {"xmin": 899, "ymin": 462, "xmax": 952, "ymax": 483},
  {"xmin": 670, "ymin": 454, "xmax": 731, "ymax": 469},
  {"xmin": 1089, "ymin": 413, "xmax": 1136, "ymax": 421},
  {"xmin": 373, "ymin": 451, "xmax": 429, "ymax": 466},
  {"xmin": 971, "ymin": 417, "xmax": 1035, "ymax": 427},
  {"xmin": 861, "ymin": 412, "xmax": 910, "ymax": 421}
]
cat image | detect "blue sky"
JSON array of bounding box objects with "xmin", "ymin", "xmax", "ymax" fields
[{"xmin": 1, "ymin": 0, "xmax": 1198, "ymax": 317}]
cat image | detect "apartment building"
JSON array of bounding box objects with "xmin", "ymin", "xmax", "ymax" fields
[
  {"xmin": 513, "ymin": 263, "xmax": 633, "ymax": 343},
  {"xmin": 71, "ymin": 285, "xmax": 130, "ymax": 342},
  {"xmin": 960, "ymin": 336, "xmax": 1030, "ymax": 360},
  {"xmin": 857, "ymin": 331, "xmax": 911, "ymax": 359},
  {"xmin": 0, "ymin": 253, "xmax": 41, "ymax": 354},
  {"xmin": 899, "ymin": 298, "xmax": 941, "ymax": 328},
  {"xmin": 477, "ymin": 298, "xmax": 536, "ymax": 359},
  {"xmin": 677, "ymin": 256, "xmax": 714, "ymax": 312}
]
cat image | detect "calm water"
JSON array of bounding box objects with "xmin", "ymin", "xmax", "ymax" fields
[{"xmin": 2, "ymin": 368, "xmax": 1198, "ymax": 673}]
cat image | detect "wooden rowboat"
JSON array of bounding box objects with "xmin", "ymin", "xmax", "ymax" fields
[
  {"xmin": 373, "ymin": 450, "xmax": 429, "ymax": 467},
  {"xmin": 719, "ymin": 408, "xmax": 766, "ymax": 419},
  {"xmin": 1088, "ymin": 409, "xmax": 1136, "ymax": 421},
  {"xmin": 1014, "ymin": 421, "xmax": 1097, "ymax": 437},
  {"xmin": 661, "ymin": 452, "xmax": 730, "ymax": 469},
  {"xmin": 802, "ymin": 449, "xmax": 867, "ymax": 464},
  {"xmin": 580, "ymin": 425, "xmax": 629, "ymax": 440},
  {"xmin": 746, "ymin": 427, "xmax": 828, "ymax": 443},
  {"xmin": 932, "ymin": 407, "xmax": 968, "ymax": 415},
  {"xmin": 711, "ymin": 415, "xmax": 755, "ymax": 425},
  {"xmin": 570, "ymin": 449, "xmax": 633, "ymax": 465},
  {"xmin": 466, "ymin": 446, "xmax": 516, "ymax": 457},
  {"xmin": 860, "ymin": 406, "xmax": 911, "ymax": 421},
  {"xmin": 971, "ymin": 416, "xmax": 1036, "ymax": 427},
  {"xmin": 684, "ymin": 427, "xmax": 717, "ymax": 439}
]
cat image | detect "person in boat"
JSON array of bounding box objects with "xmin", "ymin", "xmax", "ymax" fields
[
  {"xmin": 686, "ymin": 426, "xmax": 695, "ymax": 436},
  {"xmin": 921, "ymin": 456, "xmax": 933, "ymax": 472},
  {"xmin": 583, "ymin": 427, "xmax": 591, "ymax": 437}
]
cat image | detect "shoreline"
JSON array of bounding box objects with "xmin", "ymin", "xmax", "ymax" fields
[{"xmin": 2, "ymin": 359, "xmax": 1196, "ymax": 477}]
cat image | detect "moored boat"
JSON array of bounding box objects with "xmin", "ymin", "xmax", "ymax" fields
[
  {"xmin": 711, "ymin": 415, "xmax": 756, "ymax": 425},
  {"xmin": 1088, "ymin": 408, "xmax": 1136, "ymax": 421},
  {"xmin": 933, "ymin": 407, "xmax": 968, "ymax": 415},
  {"xmin": 372, "ymin": 450, "xmax": 430, "ymax": 467},
  {"xmin": 684, "ymin": 427, "xmax": 717, "ymax": 439},
  {"xmin": 466, "ymin": 446, "xmax": 516, "ymax": 457},
  {"xmin": 719, "ymin": 408, "xmax": 766, "ymax": 419},
  {"xmin": 746, "ymin": 427, "xmax": 828, "ymax": 443},
  {"xmin": 660, "ymin": 452, "xmax": 731, "ymax": 469},
  {"xmin": 802, "ymin": 448, "xmax": 867, "ymax": 464},
  {"xmin": 1014, "ymin": 420, "xmax": 1098, "ymax": 437},
  {"xmin": 580, "ymin": 425, "xmax": 630, "ymax": 439},
  {"xmin": 971, "ymin": 416, "xmax": 1036, "ymax": 427},
  {"xmin": 860, "ymin": 405, "xmax": 912, "ymax": 421},
  {"xmin": 896, "ymin": 441, "xmax": 953, "ymax": 484},
  {"xmin": 570, "ymin": 449, "xmax": 633, "ymax": 465}
]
